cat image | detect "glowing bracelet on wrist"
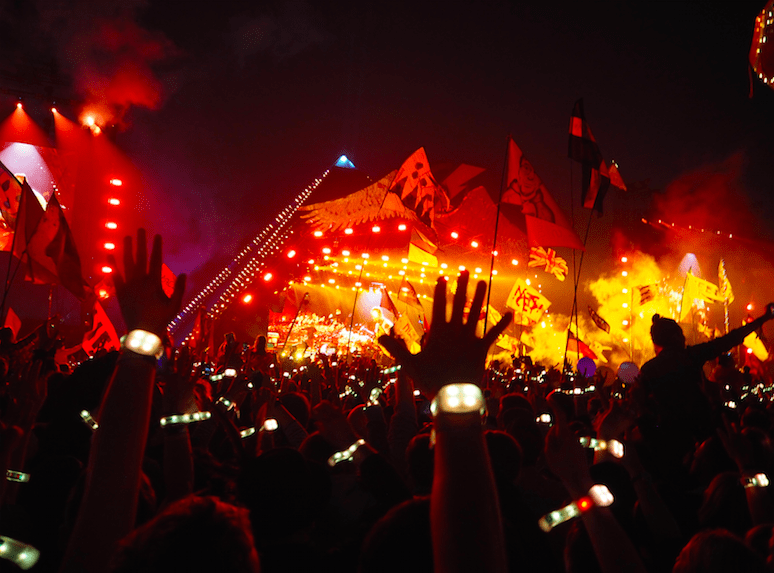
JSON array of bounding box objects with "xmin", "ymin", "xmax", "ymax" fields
[
  {"xmin": 6, "ymin": 470, "xmax": 30, "ymax": 483},
  {"xmin": 121, "ymin": 330, "xmax": 163, "ymax": 359},
  {"xmin": 429, "ymin": 383, "xmax": 485, "ymax": 417},
  {"xmin": 262, "ymin": 418, "xmax": 278, "ymax": 432},
  {"xmin": 0, "ymin": 535, "xmax": 40, "ymax": 570},
  {"xmin": 216, "ymin": 397, "xmax": 235, "ymax": 410},
  {"xmin": 328, "ymin": 438, "xmax": 366, "ymax": 467},
  {"xmin": 536, "ymin": 413, "xmax": 553, "ymax": 425},
  {"xmin": 159, "ymin": 411, "xmax": 212, "ymax": 427},
  {"xmin": 240, "ymin": 427, "xmax": 256, "ymax": 438},
  {"xmin": 742, "ymin": 473, "xmax": 770, "ymax": 488},
  {"xmin": 579, "ymin": 436, "xmax": 624, "ymax": 459},
  {"xmin": 367, "ymin": 387, "xmax": 382, "ymax": 406},
  {"xmin": 538, "ymin": 484, "xmax": 614, "ymax": 532},
  {"xmin": 80, "ymin": 410, "xmax": 99, "ymax": 431}
]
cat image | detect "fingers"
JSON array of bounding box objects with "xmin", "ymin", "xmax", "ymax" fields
[
  {"xmin": 466, "ymin": 280, "xmax": 487, "ymax": 330},
  {"xmin": 171, "ymin": 274, "xmax": 186, "ymax": 310},
  {"xmin": 450, "ymin": 270, "xmax": 469, "ymax": 325},
  {"xmin": 432, "ymin": 276, "xmax": 447, "ymax": 326},
  {"xmin": 149, "ymin": 234, "xmax": 162, "ymax": 285},
  {"xmin": 136, "ymin": 228, "xmax": 148, "ymax": 276},
  {"xmin": 482, "ymin": 311, "xmax": 513, "ymax": 347},
  {"xmin": 123, "ymin": 235, "xmax": 134, "ymax": 279},
  {"xmin": 378, "ymin": 334, "xmax": 411, "ymax": 365}
]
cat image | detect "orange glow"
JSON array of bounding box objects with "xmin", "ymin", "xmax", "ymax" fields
[
  {"xmin": 51, "ymin": 107, "xmax": 57, "ymax": 114},
  {"xmin": 108, "ymin": 198, "xmax": 120, "ymax": 206},
  {"xmin": 287, "ymin": 249, "xmax": 296, "ymax": 258},
  {"xmin": 748, "ymin": 348, "xmax": 754, "ymax": 354},
  {"xmin": 242, "ymin": 294, "xmax": 253, "ymax": 303},
  {"xmin": 103, "ymin": 242, "xmax": 116, "ymax": 250},
  {"xmin": 263, "ymin": 272, "xmax": 273, "ymax": 281},
  {"xmin": 109, "ymin": 178, "xmax": 123, "ymax": 186},
  {"xmin": 85, "ymin": 116, "xmax": 95, "ymax": 127},
  {"xmin": 105, "ymin": 222, "xmax": 118, "ymax": 230},
  {"xmin": 512, "ymin": 259, "xmax": 519, "ymax": 265},
  {"xmin": 322, "ymin": 247, "xmax": 331, "ymax": 254},
  {"xmin": 101, "ymin": 265, "xmax": 113, "ymax": 274},
  {"xmin": 398, "ymin": 223, "xmax": 407, "ymax": 231}
]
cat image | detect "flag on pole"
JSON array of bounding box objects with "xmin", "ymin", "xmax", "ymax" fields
[
  {"xmin": 0, "ymin": 161, "xmax": 22, "ymax": 228},
  {"xmin": 505, "ymin": 278, "xmax": 551, "ymax": 325},
  {"xmin": 398, "ymin": 277, "xmax": 422, "ymax": 309},
  {"xmin": 81, "ymin": 301, "xmax": 120, "ymax": 355},
  {"xmin": 25, "ymin": 194, "xmax": 89, "ymax": 300},
  {"xmin": 12, "ymin": 180, "xmax": 45, "ymax": 261},
  {"xmin": 718, "ymin": 259, "xmax": 734, "ymax": 303},
  {"xmin": 528, "ymin": 246, "xmax": 569, "ymax": 281},
  {"xmin": 568, "ymin": 99, "xmax": 618, "ymax": 214},
  {"xmin": 503, "ymin": 138, "xmax": 584, "ymax": 249},
  {"xmin": 608, "ymin": 161, "xmax": 627, "ymax": 192},
  {"xmin": 380, "ymin": 287, "xmax": 399, "ymax": 317},
  {"xmin": 3, "ymin": 307, "xmax": 21, "ymax": 338},
  {"xmin": 588, "ymin": 306, "xmax": 611, "ymax": 333},
  {"xmin": 680, "ymin": 270, "xmax": 723, "ymax": 322},
  {"xmin": 389, "ymin": 148, "xmax": 443, "ymax": 228},
  {"xmin": 638, "ymin": 284, "xmax": 657, "ymax": 306},
  {"xmin": 567, "ymin": 331, "xmax": 598, "ymax": 360},
  {"xmin": 744, "ymin": 329, "xmax": 769, "ymax": 361}
]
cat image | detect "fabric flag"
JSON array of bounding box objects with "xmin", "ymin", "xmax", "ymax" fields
[
  {"xmin": 380, "ymin": 287, "xmax": 400, "ymax": 317},
  {"xmin": 389, "ymin": 148, "xmax": 443, "ymax": 228},
  {"xmin": 638, "ymin": 284, "xmax": 657, "ymax": 306},
  {"xmin": 680, "ymin": 270, "xmax": 722, "ymax": 322},
  {"xmin": 12, "ymin": 180, "xmax": 45, "ymax": 261},
  {"xmin": 718, "ymin": 259, "xmax": 734, "ymax": 303},
  {"xmin": 568, "ymin": 99, "xmax": 611, "ymax": 214},
  {"xmin": 588, "ymin": 306, "xmax": 611, "ymax": 333},
  {"xmin": 81, "ymin": 301, "xmax": 120, "ymax": 355},
  {"xmin": 407, "ymin": 241, "xmax": 438, "ymax": 266},
  {"xmin": 25, "ymin": 194, "xmax": 88, "ymax": 300},
  {"xmin": 190, "ymin": 306, "xmax": 216, "ymax": 358},
  {"xmin": 0, "ymin": 161, "xmax": 22, "ymax": 228},
  {"xmin": 505, "ymin": 278, "xmax": 551, "ymax": 325},
  {"xmin": 161, "ymin": 264, "xmax": 177, "ymax": 298},
  {"xmin": 528, "ymin": 246, "xmax": 569, "ymax": 281},
  {"xmin": 744, "ymin": 329, "xmax": 769, "ymax": 362},
  {"xmin": 608, "ymin": 161, "xmax": 627, "ymax": 192},
  {"xmin": 3, "ymin": 307, "xmax": 21, "ymax": 338},
  {"xmin": 503, "ymin": 138, "xmax": 584, "ymax": 249},
  {"xmin": 567, "ymin": 331, "xmax": 598, "ymax": 360},
  {"xmin": 398, "ymin": 277, "xmax": 423, "ymax": 309}
]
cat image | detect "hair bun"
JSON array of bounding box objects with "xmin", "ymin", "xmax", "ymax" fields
[{"xmin": 652, "ymin": 314, "xmax": 661, "ymax": 324}]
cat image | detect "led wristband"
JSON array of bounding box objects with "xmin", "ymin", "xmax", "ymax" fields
[
  {"xmin": 80, "ymin": 410, "xmax": 99, "ymax": 431},
  {"xmin": 429, "ymin": 383, "xmax": 485, "ymax": 417},
  {"xmin": 159, "ymin": 411, "xmax": 212, "ymax": 427},
  {"xmin": 538, "ymin": 484, "xmax": 614, "ymax": 532},
  {"xmin": 328, "ymin": 438, "xmax": 366, "ymax": 467},
  {"xmin": 579, "ymin": 436, "xmax": 625, "ymax": 459},
  {"xmin": 121, "ymin": 329, "xmax": 164, "ymax": 359},
  {"xmin": 741, "ymin": 473, "xmax": 770, "ymax": 489},
  {"xmin": 6, "ymin": 470, "xmax": 30, "ymax": 483},
  {"xmin": 0, "ymin": 535, "xmax": 40, "ymax": 570}
]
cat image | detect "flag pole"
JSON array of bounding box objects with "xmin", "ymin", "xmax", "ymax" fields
[
  {"xmin": 563, "ymin": 207, "xmax": 595, "ymax": 374},
  {"xmin": 484, "ymin": 135, "xmax": 511, "ymax": 334}
]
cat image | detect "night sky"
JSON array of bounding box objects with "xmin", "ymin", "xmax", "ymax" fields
[{"xmin": 2, "ymin": 0, "xmax": 774, "ymax": 312}]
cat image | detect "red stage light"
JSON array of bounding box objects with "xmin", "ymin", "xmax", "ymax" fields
[
  {"xmin": 109, "ymin": 178, "xmax": 123, "ymax": 186},
  {"xmin": 451, "ymin": 231, "xmax": 459, "ymax": 239},
  {"xmin": 344, "ymin": 228, "xmax": 353, "ymax": 235},
  {"xmin": 287, "ymin": 249, "xmax": 296, "ymax": 258},
  {"xmin": 313, "ymin": 231, "xmax": 323, "ymax": 237},
  {"xmin": 263, "ymin": 272, "xmax": 273, "ymax": 281},
  {"xmin": 471, "ymin": 241, "xmax": 479, "ymax": 248},
  {"xmin": 748, "ymin": 348, "xmax": 754, "ymax": 354},
  {"xmin": 105, "ymin": 221, "xmax": 118, "ymax": 230},
  {"xmin": 108, "ymin": 198, "xmax": 120, "ymax": 206},
  {"xmin": 242, "ymin": 294, "xmax": 253, "ymax": 303},
  {"xmin": 16, "ymin": 102, "xmax": 22, "ymax": 109},
  {"xmin": 398, "ymin": 223, "xmax": 407, "ymax": 231},
  {"xmin": 578, "ymin": 498, "xmax": 592, "ymax": 511},
  {"xmin": 101, "ymin": 265, "xmax": 113, "ymax": 274},
  {"xmin": 103, "ymin": 242, "xmax": 116, "ymax": 250},
  {"xmin": 85, "ymin": 116, "xmax": 95, "ymax": 127},
  {"xmin": 372, "ymin": 225, "xmax": 380, "ymax": 233}
]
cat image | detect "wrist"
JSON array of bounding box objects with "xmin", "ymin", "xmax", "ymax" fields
[{"xmin": 121, "ymin": 330, "xmax": 164, "ymax": 359}]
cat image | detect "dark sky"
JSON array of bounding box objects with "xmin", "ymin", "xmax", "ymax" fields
[{"xmin": 2, "ymin": 0, "xmax": 774, "ymax": 295}]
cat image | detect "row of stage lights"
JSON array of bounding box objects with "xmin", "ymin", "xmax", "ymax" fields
[
  {"xmin": 98, "ymin": 178, "xmax": 124, "ymax": 275},
  {"xmin": 15, "ymin": 101, "xmax": 106, "ymax": 135},
  {"xmin": 169, "ymin": 170, "xmax": 330, "ymax": 332}
]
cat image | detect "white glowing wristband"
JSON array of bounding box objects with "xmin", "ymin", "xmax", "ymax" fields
[
  {"xmin": 579, "ymin": 436, "xmax": 624, "ymax": 459},
  {"xmin": 0, "ymin": 536, "xmax": 40, "ymax": 570},
  {"xmin": 262, "ymin": 418, "xmax": 278, "ymax": 432},
  {"xmin": 742, "ymin": 473, "xmax": 770, "ymax": 488},
  {"xmin": 368, "ymin": 387, "xmax": 383, "ymax": 406},
  {"xmin": 217, "ymin": 397, "xmax": 235, "ymax": 410},
  {"xmin": 121, "ymin": 330, "xmax": 163, "ymax": 358},
  {"xmin": 328, "ymin": 438, "xmax": 366, "ymax": 467},
  {"xmin": 6, "ymin": 470, "xmax": 30, "ymax": 483},
  {"xmin": 240, "ymin": 427, "xmax": 256, "ymax": 438},
  {"xmin": 429, "ymin": 383, "xmax": 485, "ymax": 417},
  {"xmin": 538, "ymin": 484, "xmax": 614, "ymax": 532},
  {"xmin": 80, "ymin": 410, "xmax": 99, "ymax": 431},
  {"xmin": 159, "ymin": 411, "xmax": 212, "ymax": 427}
]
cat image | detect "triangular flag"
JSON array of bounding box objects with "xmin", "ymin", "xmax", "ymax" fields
[
  {"xmin": 389, "ymin": 148, "xmax": 443, "ymax": 227},
  {"xmin": 567, "ymin": 331, "xmax": 598, "ymax": 360},
  {"xmin": 12, "ymin": 180, "xmax": 45, "ymax": 262},
  {"xmin": 0, "ymin": 161, "xmax": 22, "ymax": 228},
  {"xmin": 380, "ymin": 287, "xmax": 399, "ymax": 317},
  {"xmin": 638, "ymin": 284, "xmax": 657, "ymax": 306},
  {"xmin": 505, "ymin": 278, "xmax": 551, "ymax": 325},
  {"xmin": 608, "ymin": 161, "xmax": 627, "ymax": 192},
  {"xmin": 407, "ymin": 241, "xmax": 438, "ymax": 266},
  {"xmin": 3, "ymin": 307, "xmax": 21, "ymax": 338},
  {"xmin": 680, "ymin": 270, "xmax": 722, "ymax": 322},
  {"xmin": 718, "ymin": 259, "xmax": 734, "ymax": 304},
  {"xmin": 503, "ymin": 138, "xmax": 584, "ymax": 249},
  {"xmin": 398, "ymin": 277, "xmax": 423, "ymax": 311},
  {"xmin": 81, "ymin": 301, "xmax": 120, "ymax": 355},
  {"xmin": 569, "ymin": 99, "xmax": 612, "ymax": 214}
]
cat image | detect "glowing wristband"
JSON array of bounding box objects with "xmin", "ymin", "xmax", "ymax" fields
[
  {"xmin": 80, "ymin": 410, "xmax": 99, "ymax": 431},
  {"xmin": 159, "ymin": 411, "xmax": 212, "ymax": 427},
  {"xmin": 121, "ymin": 329, "xmax": 163, "ymax": 359},
  {"xmin": 0, "ymin": 535, "xmax": 40, "ymax": 570},
  {"xmin": 429, "ymin": 383, "xmax": 485, "ymax": 417},
  {"xmin": 262, "ymin": 418, "xmax": 278, "ymax": 432},
  {"xmin": 742, "ymin": 473, "xmax": 770, "ymax": 488},
  {"xmin": 6, "ymin": 470, "xmax": 30, "ymax": 483},
  {"xmin": 240, "ymin": 427, "xmax": 256, "ymax": 438},
  {"xmin": 217, "ymin": 397, "xmax": 235, "ymax": 410},
  {"xmin": 536, "ymin": 413, "xmax": 553, "ymax": 425},
  {"xmin": 538, "ymin": 484, "xmax": 614, "ymax": 532},
  {"xmin": 327, "ymin": 438, "xmax": 366, "ymax": 467},
  {"xmin": 368, "ymin": 387, "xmax": 382, "ymax": 406},
  {"xmin": 579, "ymin": 437, "xmax": 624, "ymax": 459}
]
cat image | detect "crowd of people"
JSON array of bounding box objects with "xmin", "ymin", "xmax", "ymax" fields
[{"xmin": 2, "ymin": 229, "xmax": 774, "ymax": 572}]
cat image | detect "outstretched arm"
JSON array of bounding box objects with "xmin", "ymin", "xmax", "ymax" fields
[
  {"xmin": 380, "ymin": 271, "xmax": 512, "ymax": 573},
  {"xmin": 60, "ymin": 230, "xmax": 185, "ymax": 573}
]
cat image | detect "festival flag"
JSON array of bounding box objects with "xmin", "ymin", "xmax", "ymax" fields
[
  {"xmin": 389, "ymin": 148, "xmax": 443, "ymax": 228},
  {"xmin": 12, "ymin": 180, "xmax": 45, "ymax": 261},
  {"xmin": 567, "ymin": 330, "xmax": 597, "ymax": 360},
  {"xmin": 380, "ymin": 287, "xmax": 400, "ymax": 317},
  {"xmin": 0, "ymin": 161, "xmax": 22, "ymax": 228},
  {"xmin": 588, "ymin": 305, "xmax": 611, "ymax": 333},
  {"xmin": 398, "ymin": 277, "xmax": 422, "ymax": 309},
  {"xmin": 718, "ymin": 259, "xmax": 734, "ymax": 303},
  {"xmin": 161, "ymin": 264, "xmax": 177, "ymax": 298},
  {"xmin": 679, "ymin": 270, "xmax": 722, "ymax": 322},
  {"xmin": 638, "ymin": 284, "xmax": 657, "ymax": 306},
  {"xmin": 3, "ymin": 307, "xmax": 21, "ymax": 338},
  {"xmin": 608, "ymin": 161, "xmax": 627, "ymax": 192},
  {"xmin": 505, "ymin": 278, "xmax": 551, "ymax": 325},
  {"xmin": 190, "ymin": 306, "xmax": 215, "ymax": 358},
  {"xmin": 407, "ymin": 241, "xmax": 438, "ymax": 266},
  {"xmin": 25, "ymin": 195, "xmax": 88, "ymax": 300},
  {"xmin": 81, "ymin": 301, "xmax": 120, "ymax": 355},
  {"xmin": 528, "ymin": 246, "xmax": 569, "ymax": 281},
  {"xmin": 503, "ymin": 138, "xmax": 584, "ymax": 249},
  {"xmin": 568, "ymin": 99, "xmax": 612, "ymax": 214},
  {"xmin": 744, "ymin": 329, "xmax": 769, "ymax": 362}
]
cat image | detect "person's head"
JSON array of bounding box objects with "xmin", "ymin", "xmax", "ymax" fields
[
  {"xmin": 225, "ymin": 332, "xmax": 235, "ymax": 344},
  {"xmin": 0, "ymin": 327, "xmax": 14, "ymax": 344},
  {"xmin": 651, "ymin": 315, "xmax": 685, "ymax": 351},
  {"xmin": 111, "ymin": 496, "xmax": 260, "ymax": 573},
  {"xmin": 253, "ymin": 335, "xmax": 266, "ymax": 352},
  {"xmin": 673, "ymin": 529, "xmax": 765, "ymax": 573}
]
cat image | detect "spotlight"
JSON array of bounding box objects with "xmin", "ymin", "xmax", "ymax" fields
[
  {"xmin": 242, "ymin": 294, "xmax": 253, "ymax": 303},
  {"xmin": 263, "ymin": 272, "xmax": 273, "ymax": 281},
  {"xmin": 105, "ymin": 222, "xmax": 118, "ymax": 230},
  {"xmin": 108, "ymin": 198, "xmax": 120, "ymax": 206},
  {"xmin": 109, "ymin": 179, "xmax": 123, "ymax": 186},
  {"xmin": 16, "ymin": 102, "xmax": 22, "ymax": 109},
  {"xmin": 101, "ymin": 265, "xmax": 113, "ymax": 274},
  {"xmin": 103, "ymin": 242, "xmax": 116, "ymax": 250}
]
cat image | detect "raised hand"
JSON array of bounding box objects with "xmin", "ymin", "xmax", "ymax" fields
[
  {"xmin": 378, "ymin": 270, "xmax": 512, "ymax": 398},
  {"xmin": 107, "ymin": 229, "xmax": 186, "ymax": 336}
]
